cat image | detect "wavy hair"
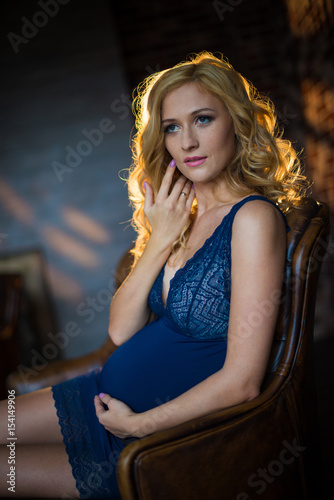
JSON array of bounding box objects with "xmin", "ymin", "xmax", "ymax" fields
[{"xmin": 127, "ymin": 51, "xmax": 309, "ymax": 263}]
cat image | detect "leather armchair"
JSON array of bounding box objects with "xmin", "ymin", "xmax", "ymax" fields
[
  {"xmin": 116, "ymin": 198, "xmax": 330, "ymax": 500},
  {"xmin": 6, "ymin": 198, "xmax": 330, "ymax": 499}
]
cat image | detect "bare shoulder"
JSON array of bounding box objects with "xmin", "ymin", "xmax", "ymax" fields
[
  {"xmin": 230, "ymin": 198, "xmax": 287, "ymax": 287},
  {"xmin": 231, "ymin": 199, "xmax": 287, "ymax": 263},
  {"xmin": 232, "ymin": 198, "xmax": 287, "ymax": 239}
]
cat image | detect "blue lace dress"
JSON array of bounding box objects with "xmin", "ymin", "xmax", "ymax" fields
[{"xmin": 51, "ymin": 195, "xmax": 288, "ymax": 498}]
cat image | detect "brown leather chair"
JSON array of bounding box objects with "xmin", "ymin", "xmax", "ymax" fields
[
  {"xmin": 6, "ymin": 197, "xmax": 330, "ymax": 500},
  {"xmin": 115, "ymin": 197, "xmax": 330, "ymax": 500}
]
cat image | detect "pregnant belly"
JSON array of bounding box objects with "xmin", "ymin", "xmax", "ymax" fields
[{"xmin": 99, "ymin": 317, "xmax": 227, "ymax": 413}]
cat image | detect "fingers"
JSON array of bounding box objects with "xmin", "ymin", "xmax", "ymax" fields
[
  {"xmin": 178, "ymin": 179, "xmax": 192, "ymax": 198},
  {"xmin": 94, "ymin": 392, "xmax": 111, "ymax": 417},
  {"xmin": 143, "ymin": 181, "xmax": 153, "ymax": 214},
  {"xmin": 170, "ymin": 176, "xmax": 190, "ymax": 201},
  {"xmin": 157, "ymin": 159, "xmax": 177, "ymax": 199},
  {"xmin": 99, "ymin": 392, "xmax": 111, "ymax": 406},
  {"xmin": 157, "ymin": 159, "xmax": 193, "ymax": 204},
  {"xmin": 145, "ymin": 159, "xmax": 192, "ymax": 206},
  {"xmin": 184, "ymin": 184, "xmax": 196, "ymax": 208},
  {"xmin": 94, "ymin": 395, "xmax": 105, "ymax": 418},
  {"xmin": 170, "ymin": 178, "xmax": 194, "ymax": 210},
  {"xmin": 143, "ymin": 159, "xmax": 195, "ymax": 244},
  {"xmin": 144, "ymin": 159, "xmax": 178, "ymax": 213}
]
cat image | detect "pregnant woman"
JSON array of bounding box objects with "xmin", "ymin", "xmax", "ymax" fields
[{"xmin": 0, "ymin": 51, "xmax": 307, "ymax": 498}]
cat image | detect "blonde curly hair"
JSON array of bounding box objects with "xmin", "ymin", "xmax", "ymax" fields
[{"xmin": 127, "ymin": 51, "xmax": 309, "ymax": 263}]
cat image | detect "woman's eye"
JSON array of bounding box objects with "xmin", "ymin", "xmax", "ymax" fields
[
  {"xmin": 164, "ymin": 124, "xmax": 179, "ymax": 134},
  {"xmin": 196, "ymin": 115, "xmax": 213, "ymax": 125}
]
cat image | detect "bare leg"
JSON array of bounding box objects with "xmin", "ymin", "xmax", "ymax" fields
[
  {"xmin": 0, "ymin": 387, "xmax": 62, "ymax": 445},
  {"xmin": 0, "ymin": 388, "xmax": 79, "ymax": 497},
  {"xmin": 0, "ymin": 444, "xmax": 79, "ymax": 498}
]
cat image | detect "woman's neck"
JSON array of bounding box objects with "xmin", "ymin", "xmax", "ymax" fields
[{"xmin": 194, "ymin": 180, "xmax": 238, "ymax": 216}]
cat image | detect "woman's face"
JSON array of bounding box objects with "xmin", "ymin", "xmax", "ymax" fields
[{"xmin": 161, "ymin": 82, "xmax": 235, "ymax": 184}]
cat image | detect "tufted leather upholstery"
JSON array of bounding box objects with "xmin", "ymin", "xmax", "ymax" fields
[{"xmin": 115, "ymin": 198, "xmax": 330, "ymax": 500}]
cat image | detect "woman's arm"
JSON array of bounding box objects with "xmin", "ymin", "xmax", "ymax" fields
[
  {"xmin": 96, "ymin": 200, "xmax": 287, "ymax": 436},
  {"xmin": 108, "ymin": 162, "xmax": 195, "ymax": 346}
]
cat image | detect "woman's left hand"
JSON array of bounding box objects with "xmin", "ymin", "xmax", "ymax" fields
[{"xmin": 94, "ymin": 393, "xmax": 139, "ymax": 439}]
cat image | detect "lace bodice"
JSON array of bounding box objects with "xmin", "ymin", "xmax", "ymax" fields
[{"xmin": 148, "ymin": 195, "xmax": 288, "ymax": 340}]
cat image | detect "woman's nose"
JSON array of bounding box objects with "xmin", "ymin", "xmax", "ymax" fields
[{"xmin": 181, "ymin": 127, "xmax": 199, "ymax": 150}]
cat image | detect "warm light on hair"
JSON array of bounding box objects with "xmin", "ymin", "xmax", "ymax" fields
[{"xmin": 127, "ymin": 51, "xmax": 309, "ymax": 263}]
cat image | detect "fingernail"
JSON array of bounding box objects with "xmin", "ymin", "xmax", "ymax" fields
[
  {"xmin": 169, "ymin": 159, "xmax": 176, "ymax": 168},
  {"xmin": 143, "ymin": 182, "xmax": 147, "ymax": 190},
  {"xmin": 99, "ymin": 393, "xmax": 105, "ymax": 399}
]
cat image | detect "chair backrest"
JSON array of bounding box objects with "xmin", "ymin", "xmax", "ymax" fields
[
  {"xmin": 264, "ymin": 197, "xmax": 330, "ymax": 386},
  {"xmin": 262, "ymin": 197, "xmax": 330, "ymax": 497}
]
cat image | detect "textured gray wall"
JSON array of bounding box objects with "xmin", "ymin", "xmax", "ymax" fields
[{"xmin": 1, "ymin": 0, "xmax": 136, "ymax": 358}]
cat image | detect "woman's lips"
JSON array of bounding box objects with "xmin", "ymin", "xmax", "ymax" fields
[{"xmin": 184, "ymin": 156, "xmax": 207, "ymax": 167}]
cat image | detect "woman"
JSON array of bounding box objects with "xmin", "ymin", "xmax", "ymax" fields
[{"xmin": 0, "ymin": 51, "xmax": 307, "ymax": 498}]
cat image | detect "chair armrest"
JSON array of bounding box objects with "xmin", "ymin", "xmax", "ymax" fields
[
  {"xmin": 116, "ymin": 380, "xmax": 307, "ymax": 500},
  {"xmin": 6, "ymin": 337, "xmax": 117, "ymax": 395},
  {"xmin": 4, "ymin": 247, "xmax": 134, "ymax": 396}
]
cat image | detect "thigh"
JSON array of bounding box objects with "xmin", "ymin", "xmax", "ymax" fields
[
  {"xmin": 0, "ymin": 443, "xmax": 79, "ymax": 498},
  {"xmin": 0, "ymin": 387, "xmax": 63, "ymax": 445}
]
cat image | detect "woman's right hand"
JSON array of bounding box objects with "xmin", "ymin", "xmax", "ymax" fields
[
  {"xmin": 108, "ymin": 160, "xmax": 195, "ymax": 346},
  {"xmin": 144, "ymin": 160, "xmax": 195, "ymax": 250}
]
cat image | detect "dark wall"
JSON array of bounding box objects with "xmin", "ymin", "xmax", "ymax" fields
[{"xmin": 112, "ymin": 0, "xmax": 334, "ymax": 339}]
